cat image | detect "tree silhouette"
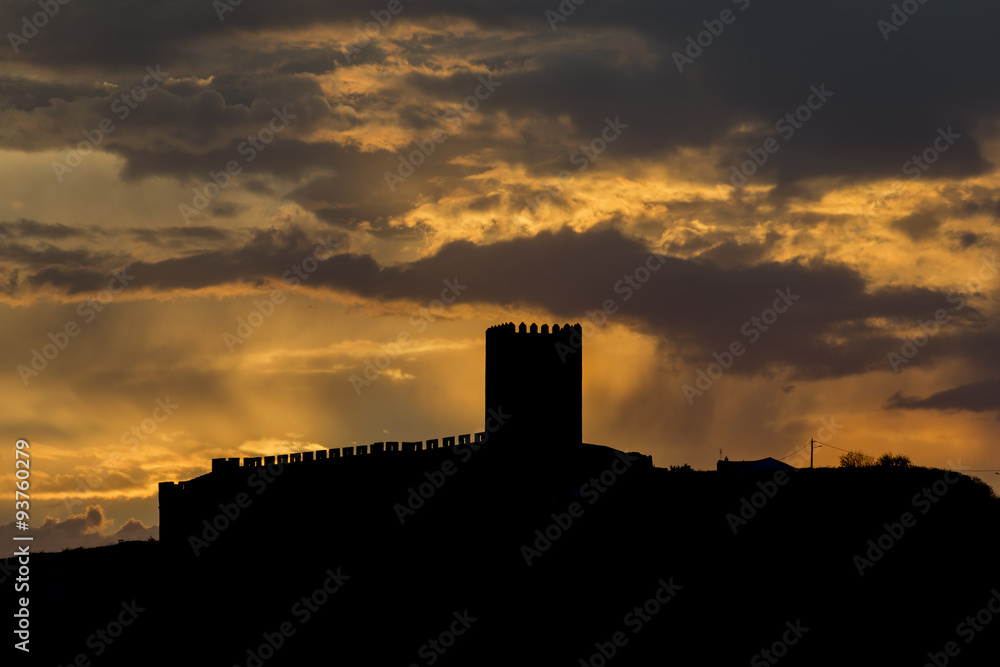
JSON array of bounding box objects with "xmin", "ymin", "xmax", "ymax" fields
[
  {"xmin": 876, "ymin": 452, "xmax": 912, "ymax": 468},
  {"xmin": 838, "ymin": 450, "xmax": 877, "ymax": 468},
  {"xmin": 839, "ymin": 450, "xmax": 912, "ymax": 468}
]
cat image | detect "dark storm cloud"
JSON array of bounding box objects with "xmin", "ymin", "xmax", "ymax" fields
[
  {"xmin": 938, "ymin": 185, "xmax": 1000, "ymax": 217},
  {"xmin": 2, "ymin": 0, "xmax": 996, "ymax": 190},
  {"xmin": 15, "ymin": 224, "xmax": 989, "ymax": 381},
  {"xmin": 0, "ymin": 239, "xmax": 123, "ymax": 270},
  {"xmin": 0, "ymin": 220, "xmax": 243, "ymax": 279},
  {"xmin": 2, "ymin": 222, "xmax": 247, "ymax": 293},
  {"xmin": 111, "ymin": 137, "xmax": 376, "ymax": 185},
  {"xmin": 891, "ymin": 210, "xmax": 941, "ymax": 242},
  {"xmin": 0, "ymin": 70, "xmax": 329, "ymax": 154},
  {"xmin": 125, "ymin": 224, "xmax": 236, "ymax": 243},
  {"xmin": 688, "ymin": 230, "xmax": 784, "ymax": 269},
  {"xmin": 107, "ymin": 134, "xmax": 466, "ymax": 233},
  {"xmin": 886, "ymin": 379, "xmax": 1000, "ymax": 414},
  {"xmin": 0, "ymin": 77, "xmax": 105, "ymax": 112},
  {"xmin": 0, "ymin": 219, "xmax": 91, "ymax": 239},
  {"xmin": 948, "ymin": 231, "xmax": 989, "ymax": 250},
  {"xmin": 22, "ymin": 225, "xmax": 348, "ymax": 294},
  {"xmin": 205, "ymin": 202, "xmax": 247, "ymax": 219},
  {"xmin": 0, "ymin": 268, "xmax": 19, "ymax": 295},
  {"xmin": 394, "ymin": 2, "xmax": 997, "ymax": 187}
]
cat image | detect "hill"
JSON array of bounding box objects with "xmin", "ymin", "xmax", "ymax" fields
[{"xmin": 5, "ymin": 444, "xmax": 999, "ymax": 666}]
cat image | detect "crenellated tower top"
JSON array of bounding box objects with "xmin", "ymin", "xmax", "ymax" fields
[{"xmin": 485, "ymin": 322, "xmax": 582, "ymax": 448}]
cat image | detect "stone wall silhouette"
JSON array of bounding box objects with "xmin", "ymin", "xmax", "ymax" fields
[{"xmin": 197, "ymin": 431, "xmax": 488, "ymax": 474}]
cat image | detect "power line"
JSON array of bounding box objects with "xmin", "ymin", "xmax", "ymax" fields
[
  {"xmin": 810, "ymin": 441, "xmax": 834, "ymax": 449},
  {"xmin": 778, "ymin": 443, "xmax": 809, "ymax": 461},
  {"xmin": 776, "ymin": 440, "xmax": 999, "ymax": 472},
  {"xmin": 817, "ymin": 443, "xmax": 997, "ymax": 471},
  {"xmin": 814, "ymin": 441, "xmax": 851, "ymax": 453}
]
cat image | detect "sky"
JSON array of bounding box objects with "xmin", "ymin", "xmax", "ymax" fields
[{"xmin": 1, "ymin": 0, "xmax": 999, "ymax": 554}]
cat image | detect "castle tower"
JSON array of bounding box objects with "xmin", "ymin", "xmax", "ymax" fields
[{"xmin": 485, "ymin": 322, "xmax": 582, "ymax": 448}]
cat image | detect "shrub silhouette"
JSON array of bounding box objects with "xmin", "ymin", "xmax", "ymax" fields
[
  {"xmin": 839, "ymin": 450, "xmax": 912, "ymax": 468},
  {"xmin": 876, "ymin": 452, "xmax": 911, "ymax": 468},
  {"xmin": 839, "ymin": 450, "xmax": 877, "ymax": 468}
]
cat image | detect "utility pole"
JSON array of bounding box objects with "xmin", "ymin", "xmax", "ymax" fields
[{"xmin": 810, "ymin": 438, "xmax": 815, "ymax": 469}]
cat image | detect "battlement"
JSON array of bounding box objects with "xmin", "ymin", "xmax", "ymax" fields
[
  {"xmin": 206, "ymin": 431, "xmax": 487, "ymax": 474},
  {"xmin": 486, "ymin": 322, "xmax": 582, "ymax": 447},
  {"xmin": 485, "ymin": 321, "xmax": 583, "ymax": 337}
]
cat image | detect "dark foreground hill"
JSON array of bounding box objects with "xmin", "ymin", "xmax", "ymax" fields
[{"xmin": 6, "ymin": 443, "xmax": 1000, "ymax": 666}]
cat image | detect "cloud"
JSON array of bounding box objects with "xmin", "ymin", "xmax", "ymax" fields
[
  {"xmin": 885, "ymin": 379, "xmax": 1000, "ymax": 414},
  {"xmin": 891, "ymin": 210, "xmax": 942, "ymax": 242},
  {"xmin": 11, "ymin": 223, "xmax": 992, "ymax": 382},
  {"xmin": 1, "ymin": 0, "xmax": 996, "ymax": 199},
  {"xmin": 0, "ymin": 505, "xmax": 158, "ymax": 557},
  {"xmin": 0, "ymin": 219, "xmax": 93, "ymax": 240},
  {"xmin": 0, "ymin": 77, "xmax": 106, "ymax": 112},
  {"xmin": 951, "ymin": 231, "xmax": 985, "ymax": 249}
]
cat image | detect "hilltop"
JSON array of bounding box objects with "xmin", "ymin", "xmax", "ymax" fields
[{"xmin": 7, "ymin": 448, "xmax": 1000, "ymax": 666}]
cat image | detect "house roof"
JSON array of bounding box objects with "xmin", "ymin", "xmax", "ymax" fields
[{"xmin": 717, "ymin": 457, "xmax": 795, "ymax": 473}]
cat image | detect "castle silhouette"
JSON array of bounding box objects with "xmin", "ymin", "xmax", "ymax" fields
[
  {"xmin": 158, "ymin": 322, "xmax": 618, "ymax": 549},
  {"xmin": 12, "ymin": 323, "xmax": 1000, "ymax": 667}
]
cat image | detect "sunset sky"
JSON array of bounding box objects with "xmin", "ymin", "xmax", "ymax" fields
[{"xmin": 1, "ymin": 0, "xmax": 998, "ymax": 554}]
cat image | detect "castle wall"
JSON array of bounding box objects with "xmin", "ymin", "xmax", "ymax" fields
[
  {"xmin": 164, "ymin": 430, "xmax": 489, "ymax": 549},
  {"xmin": 204, "ymin": 431, "xmax": 486, "ymax": 474}
]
